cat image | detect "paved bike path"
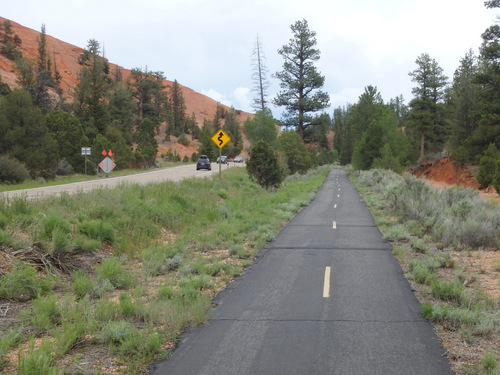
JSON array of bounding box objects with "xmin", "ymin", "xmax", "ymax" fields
[{"xmin": 149, "ymin": 168, "xmax": 454, "ymax": 375}]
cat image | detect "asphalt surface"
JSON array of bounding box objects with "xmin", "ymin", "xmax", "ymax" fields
[
  {"xmin": 0, "ymin": 162, "xmax": 242, "ymax": 200},
  {"xmin": 148, "ymin": 168, "xmax": 454, "ymax": 375}
]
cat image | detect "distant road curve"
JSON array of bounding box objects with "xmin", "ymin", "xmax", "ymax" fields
[{"xmin": 0, "ymin": 163, "xmax": 243, "ymax": 201}]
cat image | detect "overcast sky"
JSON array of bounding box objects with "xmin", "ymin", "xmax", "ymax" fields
[{"xmin": 3, "ymin": 0, "xmax": 498, "ymax": 117}]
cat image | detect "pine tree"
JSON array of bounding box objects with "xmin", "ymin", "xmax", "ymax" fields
[
  {"xmin": 273, "ymin": 19, "xmax": 330, "ymax": 140},
  {"xmin": 247, "ymin": 139, "xmax": 283, "ymax": 188},
  {"xmin": 407, "ymin": 53, "xmax": 448, "ymax": 162},
  {"xmin": 0, "ymin": 20, "xmax": 22, "ymax": 60},
  {"xmin": 73, "ymin": 39, "xmax": 111, "ymax": 139},
  {"xmin": 34, "ymin": 24, "xmax": 54, "ymax": 112},
  {"xmin": 135, "ymin": 118, "xmax": 158, "ymax": 167},
  {"xmin": 170, "ymin": 79, "xmax": 187, "ymax": 136},
  {"xmin": 469, "ymin": 1, "xmax": 500, "ymax": 157},
  {"xmin": 222, "ymin": 107, "xmax": 243, "ymax": 157},
  {"xmin": 449, "ymin": 50, "xmax": 480, "ymax": 160}
]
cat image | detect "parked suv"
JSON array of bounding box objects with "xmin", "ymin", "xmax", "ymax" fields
[{"xmin": 196, "ymin": 155, "xmax": 211, "ymax": 170}]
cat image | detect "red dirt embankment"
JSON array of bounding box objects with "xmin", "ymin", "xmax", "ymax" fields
[
  {"xmin": 0, "ymin": 17, "xmax": 254, "ymax": 134},
  {"xmin": 411, "ymin": 157, "xmax": 499, "ymax": 201}
]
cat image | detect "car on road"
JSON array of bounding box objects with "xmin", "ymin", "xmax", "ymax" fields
[
  {"xmin": 196, "ymin": 155, "xmax": 211, "ymax": 170},
  {"xmin": 217, "ymin": 155, "xmax": 228, "ymax": 164},
  {"xmin": 234, "ymin": 157, "xmax": 243, "ymax": 163}
]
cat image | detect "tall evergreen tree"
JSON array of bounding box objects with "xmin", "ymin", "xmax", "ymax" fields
[
  {"xmin": 170, "ymin": 79, "xmax": 187, "ymax": 136},
  {"xmin": 332, "ymin": 106, "xmax": 351, "ymax": 165},
  {"xmin": 222, "ymin": 107, "xmax": 243, "ymax": 157},
  {"xmin": 448, "ymin": 50, "xmax": 480, "ymax": 161},
  {"xmin": 352, "ymin": 107, "xmax": 409, "ymax": 172},
  {"xmin": 108, "ymin": 81, "xmax": 136, "ymax": 144},
  {"xmin": 33, "ymin": 24, "xmax": 56, "ymax": 112},
  {"xmin": 73, "ymin": 39, "xmax": 111, "ymax": 140},
  {"xmin": 337, "ymin": 86, "xmax": 384, "ymax": 165},
  {"xmin": 135, "ymin": 117, "xmax": 158, "ymax": 167},
  {"xmin": 407, "ymin": 53, "xmax": 448, "ymax": 162},
  {"xmin": 198, "ymin": 120, "xmax": 218, "ymax": 161},
  {"xmin": 44, "ymin": 110, "xmax": 88, "ymax": 172},
  {"xmin": 273, "ymin": 19, "xmax": 330, "ymax": 140},
  {"xmin": 0, "ymin": 20, "xmax": 22, "ymax": 60},
  {"xmin": 129, "ymin": 69, "xmax": 169, "ymax": 135},
  {"xmin": 469, "ymin": 1, "xmax": 500, "ymax": 157},
  {"xmin": 0, "ymin": 89, "xmax": 58, "ymax": 177},
  {"xmin": 388, "ymin": 94, "xmax": 408, "ymax": 128},
  {"xmin": 187, "ymin": 112, "xmax": 200, "ymax": 140}
]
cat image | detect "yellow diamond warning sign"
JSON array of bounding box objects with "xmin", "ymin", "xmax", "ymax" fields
[{"xmin": 211, "ymin": 130, "xmax": 231, "ymax": 149}]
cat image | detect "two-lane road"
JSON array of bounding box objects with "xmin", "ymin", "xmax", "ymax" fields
[
  {"xmin": 149, "ymin": 168, "xmax": 453, "ymax": 375},
  {"xmin": 0, "ymin": 162, "xmax": 241, "ymax": 200}
]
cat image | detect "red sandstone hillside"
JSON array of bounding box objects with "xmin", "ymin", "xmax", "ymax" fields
[{"xmin": 0, "ymin": 17, "xmax": 254, "ymax": 147}]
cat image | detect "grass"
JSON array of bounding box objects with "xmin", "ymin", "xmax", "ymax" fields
[
  {"xmin": 0, "ymin": 165, "xmax": 330, "ymax": 374},
  {"xmin": 352, "ymin": 168, "xmax": 500, "ymax": 374}
]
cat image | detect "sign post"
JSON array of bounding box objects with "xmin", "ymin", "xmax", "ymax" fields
[
  {"xmin": 81, "ymin": 147, "xmax": 91, "ymax": 176},
  {"xmin": 211, "ymin": 130, "xmax": 230, "ymax": 180}
]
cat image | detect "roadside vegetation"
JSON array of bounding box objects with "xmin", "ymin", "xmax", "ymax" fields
[
  {"xmin": 351, "ymin": 168, "xmax": 500, "ymax": 375},
  {"xmin": 0, "ymin": 166, "xmax": 330, "ymax": 374}
]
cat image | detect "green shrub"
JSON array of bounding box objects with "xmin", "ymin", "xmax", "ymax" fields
[
  {"xmin": 0, "ymin": 212, "xmax": 7, "ymax": 229},
  {"xmin": 410, "ymin": 238, "xmax": 428, "ymax": 253},
  {"xmin": 50, "ymin": 228, "xmax": 72, "ymax": 254},
  {"xmin": 0, "ymin": 229, "xmax": 13, "ymax": 246},
  {"xmin": 482, "ymin": 351, "xmax": 498, "ymax": 372},
  {"xmin": 117, "ymin": 329, "xmax": 163, "ymax": 361},
  {"xmin": 28, "ymin": 295, "xmax": 61, "ymax": 334},
  {"xmin": 17, "ymin": 338, "xmax": 62, "ymax": 375},
  {"xmin": 178, "ymin": 274, "xmax": 211, "ymax": 291},
  {"xmin": 96, "ymin": 257, "xmax": 132, "ymax": 289},
  {"xmin": 382, "ymin": 225, "xmax": 411, "ymax": 241},
  {"xmin": 78, "ymin": 219, "xmax": 115, "ymax": 243},
  {"xmin": 10, "ymin": 197, "xmax": 31, "ymax": 216},
  {"xmin": 420, "ymin": 302, "xmax": 433, "ymax": 319},
  {"xmin": 119, "ymin": 293, "xmax": 136, "ymax": 318},
  {"xmin": 94, "ymin": 298, "xmax": 118, "ymax": 322},
  {"xmin": 100, "ymin": 320, "xmax": 137, "ymax": 344},
  {"xmin": 0, "ymin": 155, "xmax": 30, "ymax": 183},
  {"xmin": 54, "ymin": 317, "xmax": 88, "ymax": 358},
  {"xmin": 408, "ymin": 261, "xmax": 435, "ymax": 284},
  {"xmin": 41, "ymin": 214, "xmax": 71, "ymax": 238},
  {"xmin": 143, "ymin": 246, "xmax": 183, "ymax": 276},
  {"xmin": 0, "ymin": 326, "xmax": 23, "ymax": 368},
  {"xmin": 0, "ymin": 260, "xmax": 55, "ymax": 301},
  {"xmin": 158, "ymin": 285, "xmax": 174, "ymax": 299},
  {"xmin": 357, "ymin": 169, "xmax": 500, "ymax": 250},
  {"xmin": 178, "ymin": 134, "xmax": 190, "ymax": 146},
  {"xmin": 431, "ymin": 280, "xmax": 464, "ymax": 303},
  {"xmin": 229, "ymin": 244, "xmax": 251, "ymax": 259},
  {"xmin": 71, "ymin": 270, "xmax": 96, "ymax": 298}
]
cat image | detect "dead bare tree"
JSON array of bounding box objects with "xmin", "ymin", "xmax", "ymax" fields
[{"xmin": 251, "ymin": 35, "xmax": 271, "ymax": 112}]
